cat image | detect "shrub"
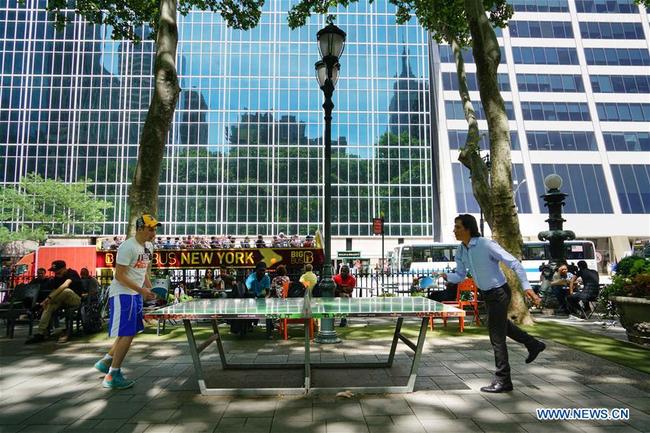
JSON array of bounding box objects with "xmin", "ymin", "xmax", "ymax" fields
[{"xmin": 601, "ymin": 256, "xmax": 650, "ymax": 301}]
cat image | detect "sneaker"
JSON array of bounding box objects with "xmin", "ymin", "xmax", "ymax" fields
[
  {"xmin": 102, "ymin": 370, "xmax": 135, "ymax": 390},
  {"xmin": 25, "ymin": 334, "xmax": 46, "ymax": 344},
  {"xmin": 94, "ymin": 359, "xmax": 111, "ymax": 374}
]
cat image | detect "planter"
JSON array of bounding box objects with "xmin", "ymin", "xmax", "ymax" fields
[{"xmin": 611, "ymin": 296, "xmax": 650, "ymax": 347}]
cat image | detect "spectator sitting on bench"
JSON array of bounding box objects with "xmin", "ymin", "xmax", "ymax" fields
[
  {"xmin": 31, "ymin": 267, "xmax": 52, "ymax": 303},
  {"xmin": 26, "ymin": 260, "xmax": 85, "ymax": 344},
  {"xmin": 567, "ymin": 260, "xmax": 600, "ymax": 317}
]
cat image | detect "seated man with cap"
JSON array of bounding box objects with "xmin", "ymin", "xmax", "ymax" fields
[{"xmin": 26, "ymin": 260, "xmax": 84, "ymax": 344}]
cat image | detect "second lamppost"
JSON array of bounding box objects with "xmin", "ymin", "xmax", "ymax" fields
[
  {"xmin": 538, "ymin": 174, "xmax": 575, "ymax": 267},
  {"xmin": 314, "ymin": 23, "xmax": 346, "ymax": 344}
]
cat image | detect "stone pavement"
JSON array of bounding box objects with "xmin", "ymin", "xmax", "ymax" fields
[{"xmin": 1, "ymin": 318, "xmax": 649, "ymax": 433}]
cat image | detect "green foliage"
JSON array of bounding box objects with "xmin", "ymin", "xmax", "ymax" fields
[
  {"xmin": 0, "ymin": 173, "xmax": 112, "ymax": 245},
  {"xmin": 288, "ymin": 0, "xmax": 513, "ymax": 47},
  {"xmin": 600, "ymin": 256, "xmax": 650, "ymax": 301},
  {"xmin": 43, "ymin": 0, "xmax": 264, "ymax": 42}
]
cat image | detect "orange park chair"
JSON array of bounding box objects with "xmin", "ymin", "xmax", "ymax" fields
[
  {"xmin": 277, "ymin": 281, "xmax": 315, "ymax": 340},
  {"xmin": 430, "ymin": 278, "xmax": 481, "ymax": 332}
]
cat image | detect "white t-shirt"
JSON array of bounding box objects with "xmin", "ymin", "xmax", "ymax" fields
[{"xmin": 109, "ymin": 237, "xmax": 154, "ymax": 297}]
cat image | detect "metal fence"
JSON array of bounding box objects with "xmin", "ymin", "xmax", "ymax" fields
[{"xmin": 2, "ymin": 270, "xmax": 446, "ymax": 300}]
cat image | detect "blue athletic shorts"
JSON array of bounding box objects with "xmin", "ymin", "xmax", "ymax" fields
[{"xmin": 108, "ymin": 294, "xmax": 144, "ymax": 337}]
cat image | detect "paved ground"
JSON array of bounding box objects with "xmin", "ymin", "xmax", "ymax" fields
[{"xmin": 1, "ymin": 317, "xmax": 649, "ymax": 433}]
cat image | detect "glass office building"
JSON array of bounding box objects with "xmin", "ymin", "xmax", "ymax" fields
[
  {"xmin": 1, "ymin": 0, "xmax": 649, "ymax": 261},
  {"xmin": 0, "ymin": 0, "xmax": 436, "ymax": 241}
]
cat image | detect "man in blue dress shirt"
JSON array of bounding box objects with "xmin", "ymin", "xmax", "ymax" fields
[{"xmin": 441, "ymin": 214, "xmax": 546, "ymax": 393}]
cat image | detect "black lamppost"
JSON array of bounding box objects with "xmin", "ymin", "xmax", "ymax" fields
[
  {"xmin": 479, "ymin": 152, "xmax": 491, "ymax": 237},
  {"xmin": 314, "ymin": 23, "xmax": 345, "ymax": 344},
  {"xmin": 538, "ymin": 174, "xmax": 575, "ymax": 267}
]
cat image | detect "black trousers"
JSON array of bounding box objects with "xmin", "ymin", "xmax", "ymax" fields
[
  {"xmin": 567, "ymin": 292, "xmax": 590, "ymax": 316},
  {"xmin": 481, "ymin": 283, "xmax": 538, "ymax": 382}
]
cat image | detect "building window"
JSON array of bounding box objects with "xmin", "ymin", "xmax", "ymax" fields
[
  {"xmin": 442, "ymin": 72, "xmax": 510, "ymax": 92},
  {"xmin": 579, "ymin": 22, "xmax": 645, "ymax": 40},
  {"xmin": 596, "ymin": 103, "xmax": 650, "ymax": 122},
  {"xmin": 520, "ymin": 102, "xmax": 591, "ymax": 121},
  {"xmin": 453, "ymin": 164, "xmax": 481, "ymax": 213},
  {"xmin": 445, "ymin": 101, "xmax": 515, "ymax": 120},
  {"xmin": 603, "ymin": 132, "xmax": 650, "ymax": 151},
  {"xmin": 584, "ymin": 48, "xmax": 650, "ymax": 66},
  {"xmin": 527, "ymin": 131, "xmax": 597, "ymax": 151},
  {"xmin": 511, "ymin": 47, "xmax": 579, "ymax": 65},
  {"xmin": 448, "ymin": 130, "xmax": 520, "ymax": 150},
  {"xmin": 532, "ymin": 164, "xmax": 613, "ymax": 213},
  {"xmin": 590, "ymin": 75, "xmax": 650, "ymax": 94},
  {"xmin": 510, "ymin": 0, "xmax": 569, "ymax": 12},
  {"xmin": 452, "ymin": 163, "xmax": 531, "ymax": 214},
  {"xmin": 575, "ymin": 0, "xmax": 639, "ymax": 13},
  {"xmin": 510, "ymin": 21, "xmax": 573, "ymax": 38},
  {"xmin": 517, "ymin": 74, "xmax": 584, "ymax": 93},
  {"xmin": 611, "ymin": 165, "xmax": 650, "ymax": 214},
  {"xmin": 438, "ymin": 45, "xmax": 506, "ymax": 64}
]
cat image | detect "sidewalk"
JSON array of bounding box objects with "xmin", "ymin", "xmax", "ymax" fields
[{"xmin": 1, "ymin": 318, "xmax": 649, "ymax": 433}]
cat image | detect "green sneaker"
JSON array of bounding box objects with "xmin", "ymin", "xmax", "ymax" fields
[
  {"xmin": 94, "ymin": 359, "xmax": 110, "ymax": 374},
  {"xmin": 102, "ymin": 370, "xmax": 135, "ymax": 390}
]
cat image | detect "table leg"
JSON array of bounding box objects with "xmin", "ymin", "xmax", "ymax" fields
[
  {"xmin": 386, "ymin": 317, "xmax": 403, "ymax": 367},
  {"xmin": 212, "ymin": 319, "xmax": 228, "ymax": 368},
  {"xmin": 304, "ymin": 319, "xmax": 311, "ymax": 390},
  {"xmin": 183, "ymin": 319, "xmax": 207, "ymax": 393},
  {"xmin": 405, "ymin": 317, "xmax": 429, "ymax": 392}
]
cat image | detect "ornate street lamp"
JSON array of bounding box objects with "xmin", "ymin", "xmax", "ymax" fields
[
  {"xmin": 314, "ymin": 23, "xmax": 345, "ymax": 344},
  {"xmin": 538, "ymin": 174, "xmax": 575, "ymax": 267}
]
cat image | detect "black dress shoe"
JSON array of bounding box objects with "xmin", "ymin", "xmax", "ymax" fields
[
  {"xmin": 480, "ymin": 381, "xmax": 514, "ymax": 393},
  {"xmin": 25, "ymin": 334, "xmax": 46, "ymax": 344},
  {"xmin": 526, "ymin": 341, "xmax": 546, "ymax": 364}
]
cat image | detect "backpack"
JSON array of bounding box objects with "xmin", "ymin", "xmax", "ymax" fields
[
  {"xmin": 287, "ymin": 281, "xmax": 306, "ymax": 298},
  {"xmin": 80, "ymin": 296, "xmax": 103, "ymax": 334}
]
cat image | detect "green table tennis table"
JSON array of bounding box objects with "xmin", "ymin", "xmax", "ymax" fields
[{"xmin": 144, "ymin": 297, "xmax": 465, "ymax": 396}]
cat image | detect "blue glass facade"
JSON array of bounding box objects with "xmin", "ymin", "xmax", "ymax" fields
[{"xmin": 1, "ymin": 0, "xmax": 435, "ymax": 237}]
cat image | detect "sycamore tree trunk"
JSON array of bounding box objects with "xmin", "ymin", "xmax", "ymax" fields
[
  {"xmin": 126, "ymin": 0, "xmax": 181, "ymax": 236},
  {"xmin": 459, "ymin": 0, "xmax": 533, "ymax": 325}
]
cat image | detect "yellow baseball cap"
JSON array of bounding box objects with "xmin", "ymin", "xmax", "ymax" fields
[{"xmin": 136, "ymin": 214, "xmax": 162, "ymax": 229}]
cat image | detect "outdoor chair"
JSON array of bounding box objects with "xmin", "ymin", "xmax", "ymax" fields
[
  {"xmin": 0, "ymin": 283, "xmax": 40, "ymax": 338},
  {"xmin": 577, "ymin": 286, "xmax": 601, "ymax": 320},
  {"xmin": 429, "ymin": 278, "xmax": 481, "ymax": 332},
  {"xmin": 277, "ymin": 281, "xmax": 314, "ymax": 340}
]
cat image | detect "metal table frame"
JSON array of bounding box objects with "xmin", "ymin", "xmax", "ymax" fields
[{"xmin": 146, "ymin": 298, "xmax": 464, "ymax": 396}]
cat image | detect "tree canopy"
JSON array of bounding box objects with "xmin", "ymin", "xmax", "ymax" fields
[
  {"xmin": 0, "ymin": 174, "xmax": 112, "ymax": 245},
  {"xmin": 288, "ymin": 0, "xmax": 513, "ymax": 42},
  {"xmin": 46, "ymin": 0, "xmax": 265, "ymax": 42}
]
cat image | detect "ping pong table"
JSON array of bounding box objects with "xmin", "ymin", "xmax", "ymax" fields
[{"xmin": 144, "ymin": 296, "xmax": 465, "ymax": 395}]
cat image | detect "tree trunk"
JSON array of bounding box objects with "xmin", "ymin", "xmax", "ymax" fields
[
  {"xmin": 451, "ymin": 36, "xmax": 491, "ymax": 221},
  {"xmin": 126, "ymin": 0, "xmax": 181, "ymax": 236},
  {"xmin": 463, "ymin": 0, "xmax": 533, "ymax": 325}
]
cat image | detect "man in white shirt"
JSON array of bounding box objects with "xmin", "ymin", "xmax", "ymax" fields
[{"xmin": 93, "ymin": 214, "xmax": 159, "ymax": 389}]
